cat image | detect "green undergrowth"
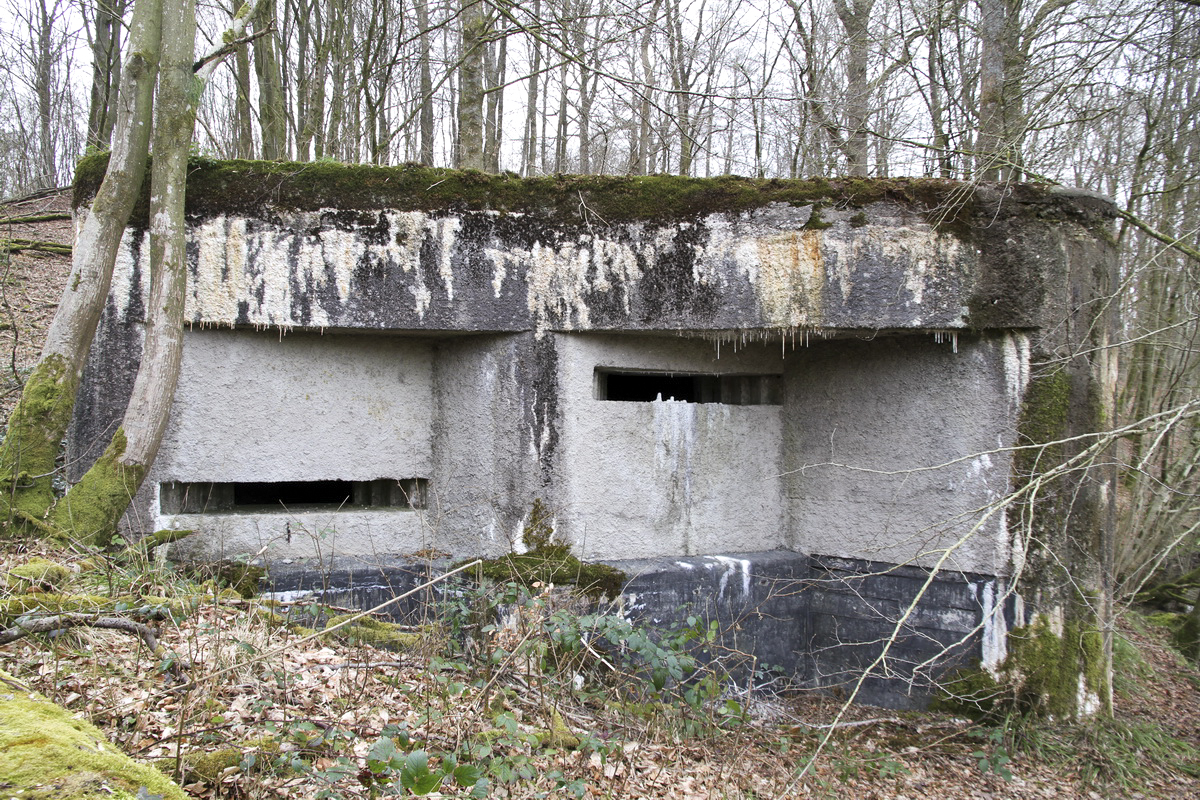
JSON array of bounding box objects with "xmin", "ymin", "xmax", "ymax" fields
[
  {"xmin": 1011, "ymin": 716, "xmax": 1200, "ymax": 789},
  {"xmin": 321, "ymin": 613, "xmax": 422, "ymax": 650},
  {"xmin": 936, "ymin": 611, "xmax": 1200, "ymax": 794},
  {"xmin": 463, "ymin": 499, "xmax": 627, "ymax": 600}
]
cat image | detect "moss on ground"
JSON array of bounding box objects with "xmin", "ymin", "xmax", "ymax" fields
[
  {"xmin": 180, "ymin": 735, "xmax": 281, "ymax": 784},
  {"xmin": 6, "ymin": 557, "xmax": 72, "ymax": 591},
  {"xmin": 183, "ymin": 559, "xmax": 265, "ymax": 599},
  {"xmin": 47, "ymin": 428, "xmax": 145, "ymax": 547},
  {"xmin": 466, "ymin": 499, "xmax": 626, "ymax": 601},
  {"xmin": 0, "ymin": 667, "xmax": 186, "ymax": 799},
  {"xmin": 322, "ymin": 614, "xmax": 421, "ymax": 650},
  {"xmin": 0, "ymin": 591, "xmax": 197, "ymax": 626},
  {"xmin": 537, "ymin": 709, "xmax": 581, "ymax": 750},
  {"xmin": 471, "ymin": 546, "xmax": 626, "ymax": 602}
]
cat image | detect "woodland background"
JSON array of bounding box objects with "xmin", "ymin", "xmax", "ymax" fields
[{"xmin": 1, "ymin": 0, "xmax": 1198, "ymax": 594}]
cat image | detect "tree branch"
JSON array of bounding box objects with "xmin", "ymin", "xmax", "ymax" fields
[
  {"xmin": 0, "ymin": 238, "xmax": 72, "ymax": 255},
  {"xmin": 193, "ymin": 25, "xmax": 273, "ymax": 74},
  {"xmin": 0, "ymin": 612, "xmax": 163, "ymax": 652}
]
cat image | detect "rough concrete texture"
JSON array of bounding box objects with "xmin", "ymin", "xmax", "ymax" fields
[
  {"xmin": 105, "ymin": 201, "xmax": 975, "ymax": 335},
  {"xmin": 785, "ymin": 333, "xmax": 1025, "ymax": 576},
  {"xmin": 146, "ymin": 330, "xmax": 435, "ymax": 558},
  {"xmin": 264, "ymin": 550, "xmax": 1007, "ymax": 709},
  {"xmin": 555, "ymin": 334, "xmax": 786, "ymax": 559},
  {"xmin": 68, "ymin": 167, "xmax": 1117, "ymax": 707}
]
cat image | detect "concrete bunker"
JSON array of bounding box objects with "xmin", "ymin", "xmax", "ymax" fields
[{"xmin": 69, "ymin": 161, "xmax": 1117, "ymax": 710}]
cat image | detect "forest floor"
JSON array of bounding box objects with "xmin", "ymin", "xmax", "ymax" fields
[{"xmin": 2, "ymin": 191, "xmax": 1200, "ymax": 799}]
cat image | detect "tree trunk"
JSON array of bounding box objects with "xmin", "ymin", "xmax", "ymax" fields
[
  {"xmin": 1, "ymin": 0, "xmax": 162, "ymax": 532},
  {"xmin": 457, "ymin": 0, "xmax": 487, "ymax": 169},
  {"xmin": 86, "ymin": 0, "xmax": 128, "ymax": 150},
  {"xmin": 253, "ymin": 0, "xmax": 287, "ymax": 159},
  {"xmin": 33, "ymin": 0, "xmax": 57, "ymax": 188},
  {"xmin": 485, "ymin": 32, "xmax": 506, "ymax": 173},
  {"xmin": 49, "ymin": 0, "xmax": 198, "ymax": 544},
  {"xmin": 834, "ymin": 0, "xmax": 873, "ymax": 177},
  {"xmin": 977, "ymin": 0, "xmax": 1025, "ymax": 180},
  {"xmin": 231, "ymin": 0, "xmax": 255, "ymax": 158},
  {"xmin": 416, "ymin": 0, "xmax": 435, "ymax": 166}
]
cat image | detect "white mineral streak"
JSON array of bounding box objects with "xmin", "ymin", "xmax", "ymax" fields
[
  {"xmin": 1077, "ymin": 673, "xmax": 1101, "ymax": 717},
  {"xmin": 433, "ymin": 216, "xmax": 460, "ymax": 302},
  {"xmin": 520, "ymin": 226, "xmax": 647, "ymax": 335},
  {"xmin": 185, "ymin": 210, "xmax": 450, "ymax": 325},
  {"xmin": 653, "ymin": 398, "xmax": 695, "ymax": 546},
  {"xmin": 192, "ymin": 216, "xmax": 244, "ymax": 324},
  {"xmin": 980, "ymin": 579, "xmax": 1009, "ymax": 672},
  {"xmin": 709, "ymin": 554, "xmax": 753, "ymax": 600},
  {"xmin": 694, "ymin": 206, "xmax": 825, "ymax": 326},
  {"xmin": 1001, "ymin": 332, "xmax": 1031, "ymax": 576},
  {"xmin": 325, "ymin": 226, "xmax": 358, "ymax": 303},
  {"xmin": 825, "ymin": 225, "xmax": 965, "ymax": 326},
  {"xmin": 1002, "ymin": 332, "xmax": 1032, "ymax": 415},
  {"xmin": 377, "ymin": 211, "xmax": 424, "ymax": 272}
]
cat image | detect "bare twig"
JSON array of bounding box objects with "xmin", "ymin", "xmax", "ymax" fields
[{"xmin": 0, "ymin": 612, "xmax": 163, "ymax": 653}]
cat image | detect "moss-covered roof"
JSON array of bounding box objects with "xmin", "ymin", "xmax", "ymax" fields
[{"xmin": 72, "ymin": 154, "xmax": 1104, "ymax": 229}]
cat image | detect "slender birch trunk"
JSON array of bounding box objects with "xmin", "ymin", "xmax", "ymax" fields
[
  {"xmin": 0, "ymin": 0, "xmax": 162, "ymax": 532},
  {"xmin": 49, "ymin": 0, "xmax": 198, "ymax": 543}
]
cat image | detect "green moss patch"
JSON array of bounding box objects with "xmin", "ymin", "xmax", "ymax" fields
[
  {"xmin": 0, "ymin": 354, "xmax": 79, "ymax": 531},
  {"xmin": 6, "ymin": 557, "xmax": 72, "ymax": 591},
  {"xmin": 322, "ymin": 614, "xmax": 421, "ymax": 650},
  {"xmin": 47, "ymin": 428, "xmax": 145, "ymax": 547},
  {"xmin": 470, "ymin": 546, "xmax": 626, "ymax": 602},
  {"xmin": 0, "ymin": 668, "xmax": 186, "ymax": 800},
  {"xmin": 181, "ymin": 735, "xmax": 281, "ymax": 784},
  {"xmin": 182, "ymin": 559, "xmax": 265, "ymax": 599},
  {"xmin": 74, "ymin": 154, "xmax": 1091, "ymax": 232},
  {"xmin": 941, "ymin": 615, "xmax": 1107, "ymax": 720},
  {"xmin": 1015, "ymin": 370, "xmax": 1071, "ymax": 475},
  {"xmin": 465, "ymin": 500, "xmax": 626, "ymax": 601},
  {"xmin": 0, "ymin": 592, "xmax": 196, "ymax": 627}
]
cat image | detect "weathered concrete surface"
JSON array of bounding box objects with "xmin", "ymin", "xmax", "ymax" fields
[
  {"xmin": 74, "ymin": 167, "xmax": 1110, "ymax": 338},
  {"xmin": 264, "ymin": 550, "xmax": 1008, "ymax": 709},
  {"xmin": 67, "ymin": 163, "xmax": 1118, "ymax": 709},
  {"xmin": 556, "ymin": 334, "xmax": 786, "ymax": 559},
  {"xmin": 785, "ymin": 333, "xmax": 1025, "ymax": 576}
]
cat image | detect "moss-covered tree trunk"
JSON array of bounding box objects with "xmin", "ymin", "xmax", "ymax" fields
[
  {"xmin": 0, "ymin": 0, "xmax": 162, "ymax": 533},
  {"xmin": 48, "ymin": 0, "xmax": 197, "ymax": 545}
]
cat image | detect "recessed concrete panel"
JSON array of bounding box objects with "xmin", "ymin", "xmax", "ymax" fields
[
  {"xmin": 150, "ymin": 329, "xmax": 435, "ymax": 558},
  {"xmin": 556, "ymin": 334, "xmax": 786, "ymax": 559},
  {"xmin": 784, "ymin": 334, "xmax": 1022, "ymax": 575}
]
